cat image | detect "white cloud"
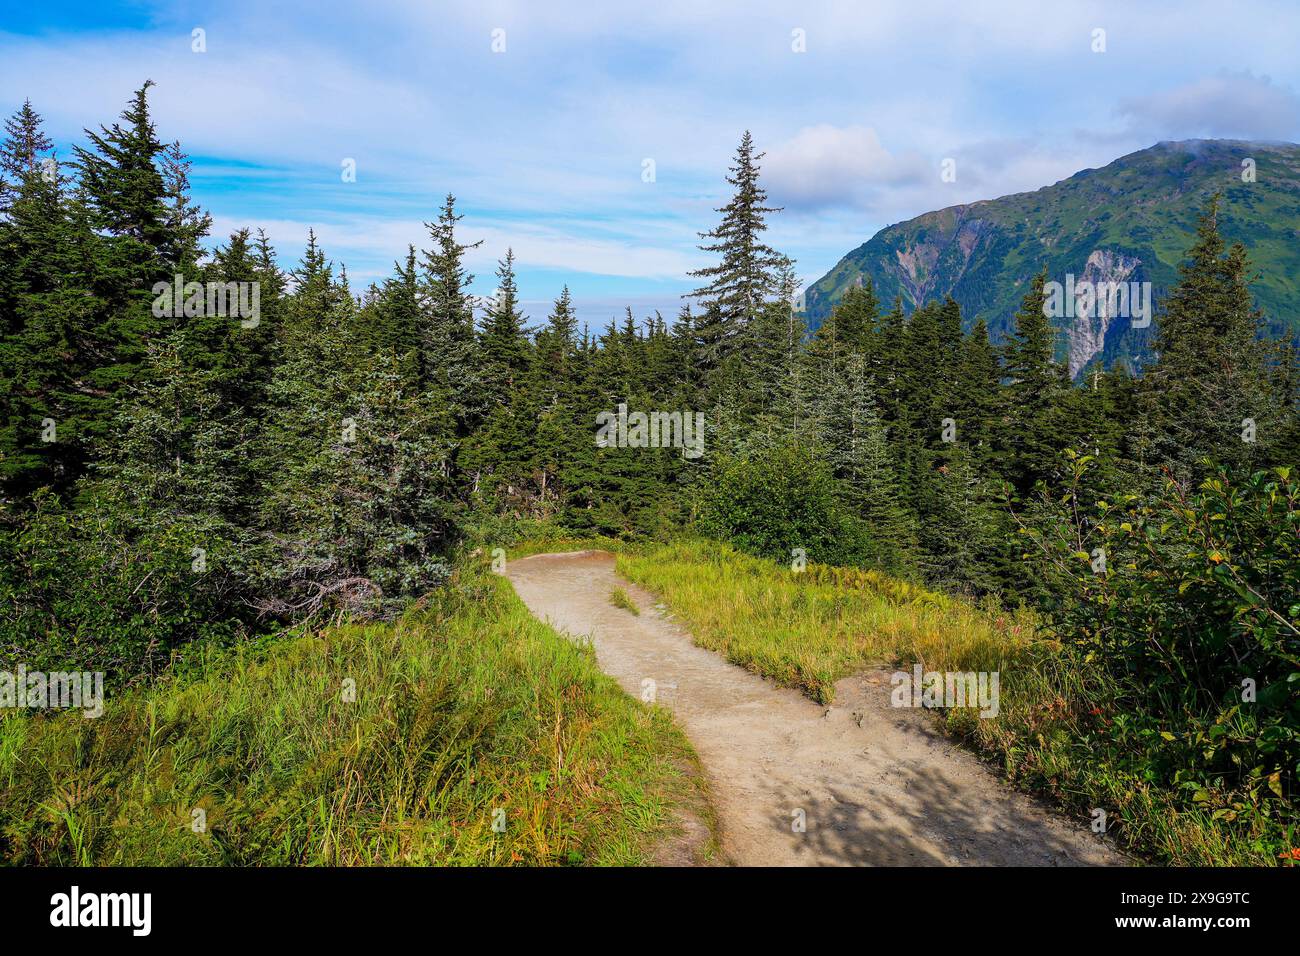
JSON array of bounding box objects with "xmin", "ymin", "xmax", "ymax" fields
[
  {"xmin": 7, "ymin": 0, "xmax": 1300, "ymax": 296},
  {"xmin": 1117, "ymin": 72, "xmax": 1300, "ymax": 141},
  {"xmin": 764, "ymin": 125, "xmax": 928, "ymax": 211}
]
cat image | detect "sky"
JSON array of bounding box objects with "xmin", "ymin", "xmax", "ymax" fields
[{"xmin": 3, "ymin": 0, "xmax": 1299, "ymax": 327}]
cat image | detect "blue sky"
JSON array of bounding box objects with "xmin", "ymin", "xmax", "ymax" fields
[{"xmin": 4, "ymin": 0, "xmax": 1299, "ymax": 327}]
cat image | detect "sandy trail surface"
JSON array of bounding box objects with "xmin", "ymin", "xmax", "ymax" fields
[{"xmin": 506, "ymin": 550, "xmax": 1126, "ymax": 866}]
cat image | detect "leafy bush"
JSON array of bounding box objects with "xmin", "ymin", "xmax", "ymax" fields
[
  {"xmin": 697, "ymin": 441, "xmax": 873, "ymax": 567},
  {"xmin": 0, "ymin": 489, "xmax": 247, "ymax": 681},
  {"xmin": 1021, "ymin": 457, "xmax": 1299, "ymax": 837}
]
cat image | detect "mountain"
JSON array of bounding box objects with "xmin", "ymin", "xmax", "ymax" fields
[{"xmin": 803, "ymin": 140, "xmax": 1300, "ymax": 378}]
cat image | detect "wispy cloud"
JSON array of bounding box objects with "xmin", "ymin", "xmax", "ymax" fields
[
  {"xmin": 4, "ymin": 0, "xmax": 1299, "ymax": 304},
  {"xmin": 1116, "ymin": 72, "xmax": 1300, "ymax": 142},
  {"xmin": 765, "ymin": 125, "xmax": 928, "ymax": 212}
]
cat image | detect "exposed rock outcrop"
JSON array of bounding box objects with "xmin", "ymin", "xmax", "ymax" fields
[{"xmin": 1066, "ymin": 249, "xmax": 1143, "ymax": 377}]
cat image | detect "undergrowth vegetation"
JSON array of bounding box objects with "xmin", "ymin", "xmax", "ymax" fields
[
  {"xmin": 0, "ymin": 562, "xmax": 710, "ymax": 866},
  {"xmin": 608, "ymin": 586, "xmax": 640, "ymax": 615},
  {"xmin": 617, "ymin": 534, "xmax": 1297, "ymax": 867}
]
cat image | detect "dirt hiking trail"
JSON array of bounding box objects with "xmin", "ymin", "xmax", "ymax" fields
[{"xmin": 507, "ymin": 550, "xmax": 1127, "ymax": 867}]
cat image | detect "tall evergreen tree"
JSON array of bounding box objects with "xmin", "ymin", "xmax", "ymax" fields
[
  {"xmin": 688, "ymin": 131, "xmax": 785, "ymax": 374},
  {"xmin": 59, "ymin": 82, "xmax": 185, "ymax": 482},
  {"xmin": 0, "ymin": 99, "xmax": 54, "ymax": 213},
  {"xmin": 373, "ymin": 245, "xmax": 423, "ymax": 381},
  {"xmin": 202, "ymin": 228, "xmax": 276, "ymax": 417},
  {"xmin": 0, "ymin": 150, "xmax": 103, "ymax": 497},
  {"xmin": 953, "ymin": 317, "xmax": 1003, "ymax": 471},
  {"xmin": 516, "ymin": 287, "xmax": 584, "ymax": 514},
  {"xmin": 1000, "ymin": 269, "xmax": 1066, "ymax": 492},
  {"xmin": 74, "ymin": 80, "xmax": 173, "ymax": 276},
  {"xmin": 477, "ymin": 248, "xmax": 531, "ymax": 410},
  {"xmin": 811, "ymin": 352, "xmax": 916, "ymax": 572},
  {"xmin": 421, "ymin": 194, "xmax": 483, "ymax": 430},
  {"xmin": 831, "ymin": 280, "xmax": 881, "ymax": 354},
  {"xmin": 159, "ymin": 140, "xmax": 211, "ymax": 269},
  {"xmin": 1139, "ymin": 194, "xmax": 1278, "ymax": 477}
]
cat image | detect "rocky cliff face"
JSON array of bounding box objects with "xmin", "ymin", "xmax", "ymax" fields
[
  {"xmin": 887, "ymin": 207, "xmax": 993, "ymax": 306},
  {"xmin": 803, "ymin": 140, "xmax": 1300, "ymax": 377},
  {"xmin": 1066, "ymin": 249, "xmax": 1144, "ymax": 377}
]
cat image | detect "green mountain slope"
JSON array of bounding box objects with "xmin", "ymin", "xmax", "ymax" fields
[{"xmin": 803, "ymin": 140, "xmax": 1300, "ymax": 377}]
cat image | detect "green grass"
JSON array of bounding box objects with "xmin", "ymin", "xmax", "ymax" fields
[
  {"xmin": 618, "ymin": 539, "xmax": 1030, "ymax": 704},
  {"xmin": 0, "ymin": 561, "xmax": 712, "ymax": 866},
  {"xmin": 616, "ymin": 539, "xmax": 1284, "ymax": 866},
  {"xmin": 608, "ymin": 587, "xmax": 640, "ymax": 616}
]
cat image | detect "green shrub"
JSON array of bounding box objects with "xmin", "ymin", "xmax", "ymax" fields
[
  {"xmin": 1023, "ymin": 458, "xmax": 1299, "ymax": 838},
  {"xmin": 697, "ymin": 441, "xmax": 872, "ymax": 567},
  {"xmin": 0, "ymin": 488, "xmax": 248, "ymax": 681}
]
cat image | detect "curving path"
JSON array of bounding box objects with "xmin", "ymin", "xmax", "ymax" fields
[{"xmin": 506, "ymin": 550, "xmax": 1127, "ymax": 867}]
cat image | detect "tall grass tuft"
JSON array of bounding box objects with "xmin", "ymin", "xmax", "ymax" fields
[
  {"xmin": 608, "ymin": 587, "xmax": 640, "ymax": 616},
  {"xmin": 0, "ymin": 563, "xmax": 709, "ymax": 866}
]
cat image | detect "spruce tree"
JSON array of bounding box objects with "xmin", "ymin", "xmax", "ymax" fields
[
  {"xmin": 874, "ymin": 296, "xmax": 908, "ymax": 427},
  {"xmin": 1000, "ymin": 269, "xmax": 1066, "ymax": 492},
  {"xmin": 374, "ymin": 245, "xmax": 423, "ymax": 381},
  {"xmin": 203, "ymin": 228, "xmax": 276, "ymax": 418},
  {"xmin": 93, "ymin": 330, "xmax": 251, "ymax": 534},
  {"xmin": 0, "ymin": 150, "xmax": 102, "ymax": 497},
  {"xmin": 830, "ymin": 280, "xmax": 881, "ymax": 353},
  {"xmin": 527, "ymin": 287, "xmax": 582, "ymax": 511},
  {"xmin": 74, "ymin": 81, "xmax": 173, "ymax": 275},
  {"xmin": 62, "ymin": 83, "xmax": 188, "ymax": 484},
  {"xmin": 1140, "ymin": 194, "xmax": 1277, "ymax": 477},
  {"xmin": 0, "ymin": 99, "xmax": 54, "ymax": 213},
  {"xmin": 477, "ymin": 248, "xmax": 531, "ymax": 410},
  {"xmin": 811, "ymin": 352, "xmax": 916, "ymax": 572},
  {"xmin": 688, "ymin": 131, "xmax": 785, "ymax": 373},
  {"xmin": 159, "ymin": 140, "xmax": 211, "ymax": 269},
  {"xmin": 258, "ymin": 232, "xmax": 458, "ymax": 617},
  {"xmin": 913, "ymin": 444, "xmax": 997, "ymax": 592},
  {"xmin": 421, "ymin": 194, "xmax": 483, "ymax": 430},
  {"xmin": 953, "ymin": 318, "xmax": 1002, "ymax": 473}
]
